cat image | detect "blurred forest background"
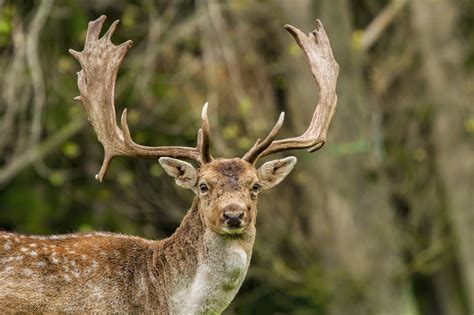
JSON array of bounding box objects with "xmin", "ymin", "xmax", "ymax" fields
[{"xmin": 0, "ymin": 0, "xmax": 473, "ymax": 314}]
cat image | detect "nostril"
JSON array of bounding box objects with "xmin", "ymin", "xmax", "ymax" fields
[
  {"xmin": 223, "ymin": 211, "xmax": 244, "ymax": 228},
  {"xmin": 222, "ymin": 204, "xmax": 245, "ymax": 228},
  {"xmin": 223, "ymin": 211, "xmax": 243, "ymax": 220}
]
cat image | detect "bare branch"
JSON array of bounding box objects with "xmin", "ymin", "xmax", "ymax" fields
[
  {"xmin": 0, "ymin": 120, "xmax": 85, "ymax": 187},
  {"xmin": 360, "ymin": 0, "xmax": 408, "ymax": 52},
  {"xmin": 0, "ymin": 19, "xmax": 27, "ymax": 155},
  {"xmin": 26, "ymin": 0, "xmax": 53, "ymax": 148}
]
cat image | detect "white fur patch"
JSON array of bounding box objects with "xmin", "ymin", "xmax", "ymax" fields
[
  {"xmin": 170, "ymin": 231, "xmax": 251, "ymax": 314},
  {"xmin": 4, "ymin": 242, "xmax": 12, "ymax": 251}
]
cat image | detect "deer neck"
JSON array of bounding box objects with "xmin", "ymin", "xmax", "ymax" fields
[{"xmin": 153, "ymin": 197, "xmax": 256, "ymax": 314}]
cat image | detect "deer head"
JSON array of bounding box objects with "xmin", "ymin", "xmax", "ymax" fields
[
  {"xmin": 159, "ymin": 157, "xmax": 296, "ymax": 235},
  {"xmin": 69, "ymin": 15, "xmax": 338, "ymax": 236}
]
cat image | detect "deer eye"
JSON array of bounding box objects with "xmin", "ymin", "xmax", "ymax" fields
[
  {"xmin": 251, "ymin": 183, "xmax": 261, "ymax": 194},
  {"xmin": 199, "ymin": 183, "xmax": 208, "ymax": 193}
]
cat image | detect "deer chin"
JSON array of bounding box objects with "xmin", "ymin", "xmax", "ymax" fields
[{"xmin": 221, "ymin": 226, "xmax": 247, "ymax": 235}]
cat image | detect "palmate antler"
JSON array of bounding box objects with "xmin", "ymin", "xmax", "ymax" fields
[
  {"xmin": 242, "ymin": 20, "xmax": 339, "ymax": 164},
  {"xmin": 69, "ymin": 16, "xmax": 212, "ymax": 182},
  {"xmin": 70, "ymin": 16, "xmax": 338, "ymax": 180}
]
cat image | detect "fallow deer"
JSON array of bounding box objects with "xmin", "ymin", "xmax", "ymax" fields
[{"xmin": 0, "ymin": 16, "xmax": 338, "ymax": 313}]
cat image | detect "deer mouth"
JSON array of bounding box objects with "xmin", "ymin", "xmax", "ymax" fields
[{"xmin": 221, "ymin": 226, "xmax": 247, "ymax": 235}]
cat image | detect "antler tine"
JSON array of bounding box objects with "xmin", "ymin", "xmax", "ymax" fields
[
  {"xmin": 242, "ymin": 19, "xmax": 339, "ymax": 164},
  {"xmin": 199, "ymin": 102, "xmax": 213, "ymax": 163},
  {"xmin": 86, "ymin": 15, "xmax": 106, "ymax": 44},
  {"xmin": 103, "ymin": 19, "xmax": 119, "ymax": 41},
  {"xmin": 242, "ymin": 112, "xmax": 285, "ymax": 162},
  {"xmin": 70, "ymin": 16, "xmax": 210, "ymax": 181}
]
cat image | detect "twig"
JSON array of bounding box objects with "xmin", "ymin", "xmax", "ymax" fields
[
  {"xmin": 0, "ymin": 119, "xmax": 85, "ymax": 187},
  {"xmin": 206, "ymin": 0, "xmax": 247, "ymax": 103},
  {"xmin": 0, "ymin": 19, "xmax": 27, "ymax": 154},
  {"xmin": 360, "ymin": 0, "xmax": 408, "ymax": 52},
  {"xmin": 26, "ymin": 0, "xmax": 53, "ymax": 148},
  {"xmin": 26, "ymin": 0, "xmax": 54, "ymax": 177},
  {"xmin": 137, "ymin": 0, "xmax": 180, "ymax": 104}
]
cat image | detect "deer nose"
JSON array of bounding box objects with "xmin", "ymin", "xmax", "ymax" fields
[{"xmin": 222, "ymin": 204, "xmax": 245, "ymax": 228}]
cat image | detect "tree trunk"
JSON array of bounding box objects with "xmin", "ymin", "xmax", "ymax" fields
[{"xmin": 411, "ymin": 0, "xmax": 474, "ymax": 312}]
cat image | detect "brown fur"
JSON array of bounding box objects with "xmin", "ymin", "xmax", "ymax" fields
[
  {"xmin": 0, "ymin": 200, "xmax": 222, "ymax": 313},
  {"xmin": 0, "ymin": 158, "xmax": 294, "ymax": 313}
]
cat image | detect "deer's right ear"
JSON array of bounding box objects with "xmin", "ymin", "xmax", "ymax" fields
[{"xmin": 158, "ymin": 157, "xmax": 198, "ymax": 190}]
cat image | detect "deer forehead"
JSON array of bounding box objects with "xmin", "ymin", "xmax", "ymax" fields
[{"xmin": 198, "ymin": 159, "xmax": 257, "ymax": 188}]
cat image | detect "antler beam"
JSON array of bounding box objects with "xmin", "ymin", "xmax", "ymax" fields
[
  {"xmin": 70, "ymin": 16, "xmax": 212, "ymax": 182},
  {"xmin": 243, "ymin": 20, "xmax": 339, "ymax": 164}
]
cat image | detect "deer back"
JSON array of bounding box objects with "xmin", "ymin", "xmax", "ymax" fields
[{"xmin": 0, "ymin": 231, "xmax": 160, "ymax": 312}]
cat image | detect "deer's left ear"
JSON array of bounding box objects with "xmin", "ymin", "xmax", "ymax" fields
[
  {"xmin": 158, "ymin": 157, "xmax": 198, "ymax": 190},
  {"xmin": 257, "ymin": 156, "xmax": 297, "ymax": 189}
]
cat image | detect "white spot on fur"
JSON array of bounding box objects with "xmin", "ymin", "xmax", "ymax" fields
[
  {"xmin": 22, "ymin": 268, "xmax": 33, "ymax": 276},
  {"xmin": 36, "ymin": 261, "xmax": 46, "ymax": 268},
  {"xmin": 72, "ymin": 267, "xmax": 81, "ymax": 278},
  {"xmin": 64, "ymin": 274, "xmax": 71, "ymax": 282},
  {"xmin": 50, "ymin": 235, "xmax": 66, "ymax": 240},
  {"xmin": 4, "ymin": 242, "xmax": 12, "ymax": 251},
  {"xmin": 51, "ymin": 253, "xmax": 59, "ymax": 264},
  {"xmin": 29, "ymin": 251, "xmax": 38, "ymax": 257},
  {"xmin": 29, "ymin": 243, "xmax": 37, "ymax": 247},
  {"xmin": 4, "ymin": 266, "xmax": 14, "ymax": 273},
  {"xmin": 91, "ymin": 285, "xmax": 103, "ymax": 299},
  {"xmin": 20, "ymin": 247, "xmax": 28, "ymax": 252},
  {"xmin": 1, "ymin": 257, "xmax": 14, "ymax": 264}
]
